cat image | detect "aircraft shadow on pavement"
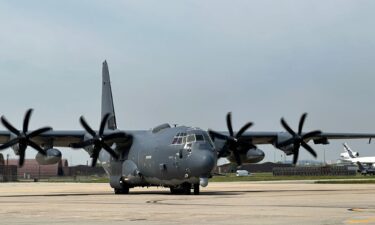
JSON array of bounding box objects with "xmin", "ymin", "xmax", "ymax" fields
[{"xmin": 0, "ymin": 189, "xmax": 347, "ymax": 198}]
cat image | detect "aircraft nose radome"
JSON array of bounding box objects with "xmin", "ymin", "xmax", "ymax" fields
[{"xmin": 191, "ymin": 151, "xmax": 216, "ymax": 176}]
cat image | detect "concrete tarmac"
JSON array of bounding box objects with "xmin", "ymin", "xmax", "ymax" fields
[{"xmin": 0, "ymin": 181, "xmax": 374, "ymax": 225}]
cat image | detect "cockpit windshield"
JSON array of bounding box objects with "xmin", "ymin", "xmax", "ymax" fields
[{"xmin": 171, "ymin": 131, "xmax": 214, "ymax": 148}]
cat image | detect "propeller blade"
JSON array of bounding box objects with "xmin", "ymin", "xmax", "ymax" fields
[
  {"xmin": 23, "ymin": 109, "xmax": 33, "ymax": 133},
  {"xmin": 102, "ymin": 143, "xmax": 119, "ymax": 159},
  {"xmin": 292, "ymin": 141, "xmax": 301, "ymax": 165},
  {"xmin": 233, "ymin": 151, "xmax": 242, "ymax": 166},
  {"xmin": 99, "ymin": 113, "xmax": 110, "ymax": 136},
  {"xmin": 70, "ymin": 139, "xmax": 95, "ymax": 148},
  {"xmin": 226, "ymin": 113, "xmax": 234, "ymax": 137},
  {"xmin": 281, "ymin": 118, "xmax": 297, "ymax": 136},
  {"xmin": 236, "ymin": 122, "xmax": 253, "ymax": 138},
  {"xmin": 28, "ymin": 127, "xmax": 52, "ymax": 137},
  {"xmin": 27, "ymin": 140, "xmax": 46, "ymax": 155},
  {"xmin": 0, "ymin": 138, "xmax": 20, "ymax": 150},
  {"xmin": 302, "ymin": 130, "xmax": 322, "ymax": 140},
  {"xmin": 292, "ymin": 149, "xmax": 299, "ymax": 165},
  {"xmin": 1, "ymin": 116, "xmax": 20, "ymax": 135},
  {"xmin": 298, "ymin": 113, "xmax": 307, "ymax": 135},
  {"xmin": 301, "ymin": 141, "xmax": 317, "ymax": 158},
  {"xmin": 102, "ymin": 132, "xmax": 127, "ymax": 141},
  {"xmin": 208, "ymin": 130, "xmax": 229, "ymax": 140},
  {"xmin": 79, "ymin": 116, "xmax": 96, "ymax": 137},
  {"xmin": 91, "ymin": 151, "xmax": 99, "ymax": 167},
  {"xmin": 18, "ymin": 145, "xmax": 26, "ymax": 167}
]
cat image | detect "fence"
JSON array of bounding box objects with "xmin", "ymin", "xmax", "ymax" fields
[
  {"xmin": 273, "ymin": 166, "xmax": 356, "ymax": 176},
  {"xmin": 0, "ymin": 165, "xmax": 18, "ymax": 181}
]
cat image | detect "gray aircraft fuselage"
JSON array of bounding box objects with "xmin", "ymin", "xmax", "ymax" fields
[{"xmin": 101, "ymin": 125, "xmax": 217, "ymax": 190}]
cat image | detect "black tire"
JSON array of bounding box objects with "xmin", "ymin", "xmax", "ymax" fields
[
  {"xmin": 114, "ymin": 185, "xmax": 130, "ymax": 194},
  {"xmin": 182, "ymin": 183, "xmax": 191, "ymax": 195},
  {"xmin": 193, "ymin": 184, "xmax": 200, "ymax": 195},
  {"xmin": 170, "ymin": 187, "xmax": 179, "ymax": 194}
]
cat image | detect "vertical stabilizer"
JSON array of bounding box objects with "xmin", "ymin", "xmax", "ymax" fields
[
  {"xmin": 102, "ymin": 60, "xmax": 117, "ymax": 130},
  {"xmin": 343, "ymin": 143, "xmax": 356, "ymax": 158}
]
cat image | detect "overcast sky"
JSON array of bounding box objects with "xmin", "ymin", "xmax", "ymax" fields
[{"xmin": 1, "ymin": 1, "xmax": 375, "ymax": 165}]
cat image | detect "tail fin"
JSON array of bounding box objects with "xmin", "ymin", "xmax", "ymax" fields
[
  {"xmin": 101, "ymin": 60, "xmax": 117, "ymax": 130},
  {"xmin": 343, "ymin": 143, "xmax": 356, "ymax": 158}
]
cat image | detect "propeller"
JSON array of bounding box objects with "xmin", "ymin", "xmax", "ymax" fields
[
  {"xmin": 70, "ymin": 113, "xmax": 128, "ymax": 167},
  {"xmin": 279, "ymin": 113, "xmax": 321, "ymax": 165},
  {"xmin": 0, "ymin": 109, "xmax": 52, "ymax": 167},
  {"xmin": 208, "ymin": 112, "xmax": 254, "ymax": 166}
]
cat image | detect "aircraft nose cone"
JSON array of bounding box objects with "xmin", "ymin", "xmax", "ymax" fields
[{"xmin": 190, "ymin": 151, "xmax": 216, "ymax": 177}]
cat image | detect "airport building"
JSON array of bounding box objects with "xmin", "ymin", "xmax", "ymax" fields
[
  {"xmin": 0, "ymin": 153, "xmax": 106, "ymax": 181},
  {"xmin": 7, "ymin": 159, "xmax": 68, "ymax": 179}
]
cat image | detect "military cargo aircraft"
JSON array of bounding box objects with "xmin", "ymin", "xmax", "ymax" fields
[{"xmin": 1, "ymin": 61, "xmax": 375, "ymax": 195}]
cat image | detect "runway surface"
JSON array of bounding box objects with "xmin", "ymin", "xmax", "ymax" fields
[{"xmin": 0, "ymin": 181, "xmax": 374, "ymax": 225}]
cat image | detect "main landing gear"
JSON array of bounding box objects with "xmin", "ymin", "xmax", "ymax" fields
[
  {"xmin": 170, "ymin": 183, "xmax": 200, "ymax": 195},
  {"xmin": 114, "ymin": 183, "xmax": 130, "ymax": 194}
]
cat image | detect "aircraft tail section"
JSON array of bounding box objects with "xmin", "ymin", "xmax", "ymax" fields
[
  {"xmin": 343, "ymin": 143, "xmax": 356, "ymax": 158},
  {"xmin": 101, "ymin": 60, "xmax": 117, "ymax": 130}
]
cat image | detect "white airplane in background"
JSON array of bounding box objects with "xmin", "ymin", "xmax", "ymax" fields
[{"xmin": 340, "ymin": 143, "xmax": 375, "ymax": 166}]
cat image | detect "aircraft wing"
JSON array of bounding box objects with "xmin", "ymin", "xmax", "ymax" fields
[
  {"xmin": 233, "ymin": 131, "xmax": 375, "ymax": 145},
  {"xmin": 0, "ymin": 130, "xmax": 131, "ymax": 148}
]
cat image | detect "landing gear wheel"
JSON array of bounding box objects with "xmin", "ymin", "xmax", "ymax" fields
[
  {"xmin": 193, "ymin": 184, "xmax": 200, "ymax": 195},
  {"xmin": 170, "ymin": 187, "xmax": 178, "ymax": 194},
  {"xmin": 114, "ymin": 184, "xmax": 130, "ymax": 194},
  {"xmin": 182, "ymin": 183, "xmax": 191, "ymax": 195}
]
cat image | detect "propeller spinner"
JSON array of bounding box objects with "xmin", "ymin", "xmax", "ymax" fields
[{"xmin": 0, "ymin": 109, "xmax": 51, "ymax": 167}]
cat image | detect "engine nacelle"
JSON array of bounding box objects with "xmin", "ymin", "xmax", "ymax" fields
[
  {"xmin": 278, "ymin": 144, "xmax": 294, "ymax": 155},
  {"xmin": 242, "ymin": 148, "xmax": 265, "ymax": 163},
  {"xmin": 35, "ymin": 148, "xmax": 62, "ymax": 165}
]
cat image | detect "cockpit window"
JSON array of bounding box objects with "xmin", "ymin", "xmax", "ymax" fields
[
  {"xmin": 187, "ymin": 134, "xmax": 196, "ymax": 143},
  {"xmin": 171, "ymin": 132, "xmax": 187, "ymax": 145},
  {"xmin": 195, "ymin": 134, "xmax": 204, "ymax": 141}
]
